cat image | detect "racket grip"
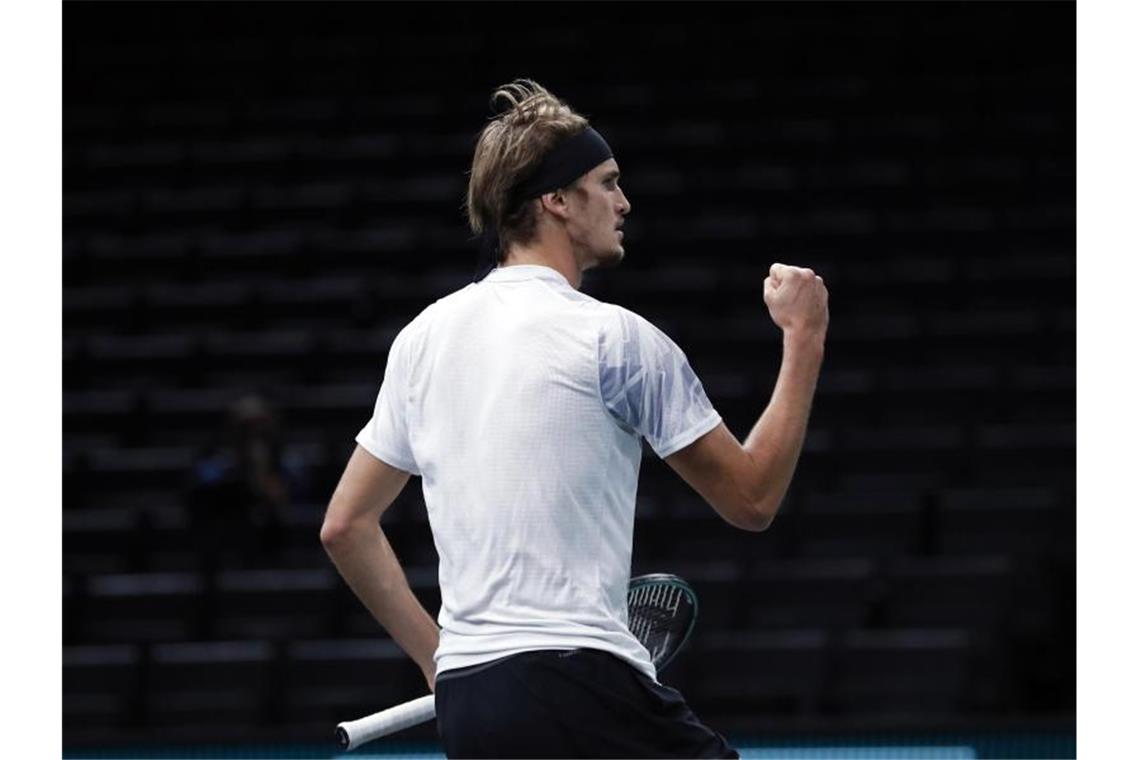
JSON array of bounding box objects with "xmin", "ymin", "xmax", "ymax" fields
[{"xmin": 335, "ymin": 694, "xmax": 437, "ymax": 751}]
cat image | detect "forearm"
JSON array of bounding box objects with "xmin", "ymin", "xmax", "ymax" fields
[
  {"xmin": 323, "ymin": 521, "xmax": 440, "ymax": 688},
  {"xmin": 742, "ymin": 329, "xmax": 825, "ymax": 520}
]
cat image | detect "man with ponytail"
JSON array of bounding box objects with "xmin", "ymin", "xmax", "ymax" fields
[{"xmin": 321, "ymin": 80, "xmax": 828, "ymax": 758}]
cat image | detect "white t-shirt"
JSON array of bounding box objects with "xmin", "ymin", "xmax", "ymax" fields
[{"xmin": 356, "ymin": 264, "xmax": 722, "ymax": 681}]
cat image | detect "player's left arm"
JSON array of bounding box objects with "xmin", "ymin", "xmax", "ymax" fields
[{"xmin": 320, "ymin": 445, "xmax": 440, "ymax": 691}]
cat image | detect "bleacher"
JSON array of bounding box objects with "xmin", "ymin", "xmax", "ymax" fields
[{"xmin": 63, "ymin": 1, "xmax": 1074, "ymax": 748}]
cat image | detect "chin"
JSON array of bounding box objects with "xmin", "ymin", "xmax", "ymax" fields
[{"xmin": 594, "ymin": 247, "xmax": 625, "ymax": 270}]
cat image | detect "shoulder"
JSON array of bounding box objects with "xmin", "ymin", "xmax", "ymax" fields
[
  {"xmin": 417, "ymin": 283, "xmax": 478, "ymax": 324},
  {"xmin": 391, "ymin": 283, "xmax": 479, "ymax": 348},
  {"xmin": 595, "ymin": 303, "xmax": 681, "ymax": 354}
]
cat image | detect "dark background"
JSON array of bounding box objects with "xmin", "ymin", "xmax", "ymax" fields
[{"xmin": 63, "ymin": 1, "xmax": 1075, "ymax": 755}]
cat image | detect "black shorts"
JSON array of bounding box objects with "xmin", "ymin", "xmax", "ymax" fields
[{"xmin": 434, "ymin": 648, "xmax": 738, "ymax": 759}]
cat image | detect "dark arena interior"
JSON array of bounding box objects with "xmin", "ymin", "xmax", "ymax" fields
[{"xmin": 62, "ymin": 3, "xmax": 1075, "ymax": 758}]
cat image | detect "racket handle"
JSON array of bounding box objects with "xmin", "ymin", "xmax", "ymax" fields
[{"xmin": 335, "ymin": 694, "xmax": 436, "ymax": 751}]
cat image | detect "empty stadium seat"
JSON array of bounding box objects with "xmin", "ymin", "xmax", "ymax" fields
[
  {"xmin": 938, "ymin": 487, "xmax": 1068, "ymax": 555},
  {"xmin": 282, "ymin": 638, "xmax": 423, "ymax": 729},
  {"xmin": 63, "ymin": 285, "xmax": 137, "ymax": 332},
  {"xmin": 210, "ymin": 568, "xmax": 339, "ymax": 640},
  {"xmin": 63, "ymin": 508, "xmax": 138, "ymax": 575},
  {"xmin": 85, "ymin": 333, "xmax": 198, "ymax": 368},
  {"xmin": 743, "ymin": 558, "xmax": 874, "ymax": 630},
  {"xmin": 141, "ymin": 281, "xmax": 254, "ymax": 329},
  {"xmin": 882, "ymin": 555, "xmax": 1015, "ymax": 628},
  {"xmin": 202, "ymin": 328, "xmax": 317, "ymax": 369},
  {"xmin": 63, "ymin": 644, "xmax": 142, "ymax": 729},
  {"xmin": 81, "ymin": 572, "xmax": 206, "ymax": 643},
  {"xmin": 146, "ymin": 640, "xmax": 277, "ymax": 728},
  {"xmin": 794, "ymin": 491, "xmax": 925, "ymax": 558},
  {"xmin": 696, "ymin": 629, "xmax": 829, "ymax": 715},
  {"xmin": 81, "ymin": 446, "xmax": 197, "ymax": 492},
  {"xmin": 829, "ymin": 628, "xmax": 971, "ymax": 715}
]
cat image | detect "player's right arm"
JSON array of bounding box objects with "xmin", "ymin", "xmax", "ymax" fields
[
  {"xmin": 321, "ymin": 446, "xmax": 440, "ymax": 691},
  {"xmin": 666, "ymin": 263, "xmax": 828, "ymax": 531}
]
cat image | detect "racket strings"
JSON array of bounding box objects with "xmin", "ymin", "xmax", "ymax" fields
[{"xmin": 627, "ymin": 582, "xmax": 692, "ymax": 667}]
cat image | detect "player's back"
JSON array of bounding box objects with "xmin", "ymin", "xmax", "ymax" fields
[{"xmin": 363, "ymin": 265, "xmax": 655, "ymax": 678}]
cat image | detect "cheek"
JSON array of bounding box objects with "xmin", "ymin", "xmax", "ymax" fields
[{"xmin": 595, "ymin": 203, "xmax": 611, "ymax": 229}]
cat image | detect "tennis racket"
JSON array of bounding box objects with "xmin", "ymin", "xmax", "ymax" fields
[{"xmin": 335, "ymin": 573, "xmax": 698, "ymax": 752}]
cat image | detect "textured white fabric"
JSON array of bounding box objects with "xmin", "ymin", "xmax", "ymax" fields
[{"xmin": 356, "ymin": 265, "xmax": 721, "ymax": 681}]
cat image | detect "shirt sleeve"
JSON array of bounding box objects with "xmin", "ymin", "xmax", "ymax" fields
[
  {"xmin": 597, "ymin": 308, "xmax": 722, "ymax": 459},
  {"xmin": 356, "ymin": 327, "xmax": 421, "ymax": 475}
]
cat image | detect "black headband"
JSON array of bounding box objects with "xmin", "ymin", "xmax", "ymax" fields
[
  {"xmin": 473, "ymin": 127, "xmax": 614, "ymax": 281},
  {"xmin": 512, "ymin": 126, "xmax": 614, "ymax": 202}
]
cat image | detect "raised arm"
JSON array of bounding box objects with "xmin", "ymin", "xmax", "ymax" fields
[
  {"xmin": 666, "ymin": 263, "xmax": 828, "ymax": 531},
  {"xmin": 320, "ymin": 445, "xmax": 440, "ymax": 690}
]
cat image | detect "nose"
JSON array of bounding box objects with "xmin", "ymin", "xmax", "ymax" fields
[{"xmin": 617, "ymin": 187, "xmax": 631, "ymax": 217}]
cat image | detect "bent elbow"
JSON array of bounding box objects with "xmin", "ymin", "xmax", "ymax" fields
[
  {"xmin": 742, "ymin": 506, "xmax": 774, "ymax": 532},
  {"xmin": 720, "ymin": 495, "xmax": 775, "ymax": 532},
  {"xmin": 319, "ymin": 518, "xmax": 350, "ymax": 549},
  {"xmin": 741, "ymin": 492, "xmax": 783, "ymax": 532},
  {"xmin": 321, "ymin": 510, "xmax": 382, "ymax": 550},
  {"xmin": 736, "ymin": 482, "xmax": 778, "ymax": 532}
]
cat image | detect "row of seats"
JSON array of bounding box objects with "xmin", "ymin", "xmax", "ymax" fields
[
  {"xmin": 61, "ymin": 318, "xmax": 1075, "ymax": 365},
  {"xmin": 62, "ymin": 286, "xmax": 1074, "ymax": 329},
  {"xmin": 64, "ymin": 626, "xmax": 987, "ymax": 736},
  {"xmin": 63, "ymin": 212, "xmax": 1071, "ymax": 262},
  {"xmin": 62, "ymin": 223, "xmax": 1073, "ymax": 272},
  {"xmin": 62, "ymin": 479, "xmax": 1072, "ymax": 581},
  {"xmin": 62, "ymin": 378, "xmax": 1075, "ymax": 433},
  {"xmin": 64, "ymin": 637, "xmax": 422, "ymax": 733},
  {"xmin": 62, "ymin": 337, "xmax": 1075, "ymax": 439},
  {"xmin": 61, "ymin": 250, "xmax": 1075, "ymax": 318},
  {"xmin": 61, "ymin": 427, "xmax": 1074, "ymax": 480},
  {"xmin": 64, "ymin": 155, "xmax": 1068, "ymax": 211},
  {"xmin": 63, "ymin": 553, "xmax": 1033, "ymax": 647},
  {"xmin": 64, "ymin": 461, "xmax": 1072, "ymax": 510},
  {"xmin": 65, "ymin": 79, "xmax": 1070, "ymax": 137}
]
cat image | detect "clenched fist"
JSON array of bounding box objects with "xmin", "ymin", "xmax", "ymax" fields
[{"xmin": 764, "ymin": 263, "xmax": 829, "ymax": 337}]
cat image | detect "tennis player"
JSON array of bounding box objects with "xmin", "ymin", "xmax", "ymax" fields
[{"xmin": 320, "ymin": 80, "xmax": 828, "ymax": 758}]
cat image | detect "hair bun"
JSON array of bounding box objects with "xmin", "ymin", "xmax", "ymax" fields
[{"xmin": 491, "ymin": 79, "xmax": 557, "ymax": 124}]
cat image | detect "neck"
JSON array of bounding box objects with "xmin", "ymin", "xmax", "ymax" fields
[{"xmin": 500, "ymin": 235, "xmax": 583, "ymax": 289}]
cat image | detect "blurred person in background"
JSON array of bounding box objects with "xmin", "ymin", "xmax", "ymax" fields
[
  {"xmin": 187, "ymin": 393, "xmax": 308, "ymax": 569},
  {"xmin": 320, "ymin": 80, "xmax": 828, "ymax": 758}
]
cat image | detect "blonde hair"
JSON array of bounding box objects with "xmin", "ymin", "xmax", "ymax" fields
[{"xmin": 465, "ymin": 79, "xmax": 590, "ymax": 256}]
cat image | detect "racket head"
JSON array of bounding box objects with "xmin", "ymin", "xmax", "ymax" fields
[{"xmin": 626, "ymin": 573, "xmax": 698, "ymax": 672}]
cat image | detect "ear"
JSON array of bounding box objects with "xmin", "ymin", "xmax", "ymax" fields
[{"xmin": 538, "ymin": 189, "xmax": 571, "ymax": 221}]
